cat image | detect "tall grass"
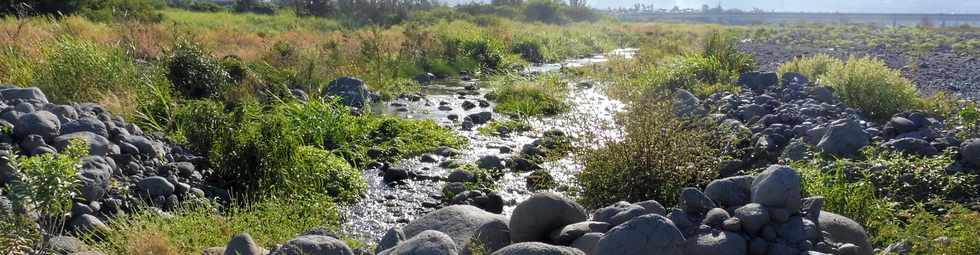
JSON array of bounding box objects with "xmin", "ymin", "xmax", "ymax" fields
[
  {"xmin": 819, "ymin": 56, "xmax": 921, "ymax": 120},
  {"xmin": 490, "ymin": 73, "xmax": 569, "ymax": 117},
  {"xmin": 777, "ymin": 53, "xmax": 842, "ymax": 79}
]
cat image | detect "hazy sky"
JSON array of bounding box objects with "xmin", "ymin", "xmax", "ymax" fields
[{"xmin": 448, "ymin": 0, "xmax": 980, "ymax": 13}]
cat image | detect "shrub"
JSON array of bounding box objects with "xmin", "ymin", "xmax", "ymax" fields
[
  {"xmin": 702, "ymin": 31, "xmax": 754, "ymax": 76},
  {"xmin": 166, "ymin": 41, "xmax": 230, "ymax": 99},
  {"xmin": 4, "ymin": 140, "xmax": 88, "ymax": 233},
  {"xmin": 523, "ymin": 0, "xmax": 564, "ymax": 24},
  {"xmin": 84, "ymin": 196, "xmax": 341, "ymax": 254},
  {"xmin": 34, "ymin": 37, "xmax": 142, "ymax": 115},
  {"xmin": 819, "ymin": 56, "xmax": 921, "ymax": 120},
  {"xmin": 577, "ymin": 94, "xmax": 733, "ymax": 208},
  {"xmin": 877, "ymin": 205, "xmax": 980, "ymax": 254},
  {"xmin": 777, "ymin": 53, "xmax": 842, "ymax": 79}
]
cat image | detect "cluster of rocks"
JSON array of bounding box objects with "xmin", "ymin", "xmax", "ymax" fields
[
  {"xmin": 213, "ymin": 164, "xmax": 870, "ymax": 255},
  {"xmin": 0, "ymin": 87, "xmax": 207, "ymax": 241},
  {"xmin": 674, "ymin": 71, "xmax": 978, "ymax": 175}
]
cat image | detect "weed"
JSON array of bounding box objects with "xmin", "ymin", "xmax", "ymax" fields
[
  {"xmin": 819, "ymin": 56, "xmax": 921, "ymax": 120},
  {"xmin": 490, "ymin": 74, "xmax": 569, "ymax": 117},
  {"xmin": 4, "ymin": 139, "xmax": 88, "ymax": 233},
  {"xmin": 777, "ymin": 53, "xmax": 843, "ymax": 80}
]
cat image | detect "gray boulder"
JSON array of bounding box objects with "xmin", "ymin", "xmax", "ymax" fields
[
  {"xmin": 570, "ymin": 233, "xmax": 602, "ymax": 255},
  {"xmin": 549, "ymin": 221, "xmax": 611, "ymax": 245},
  {"xmin": 70, "ymin": 214, "xmax": 107, "ymax": 233},
  {"xmin": 324, "ymin": 77, "xmax": 371, "ymax": 109},
  {"xmin": 121, "ymin": 135, "xmax": 162, "ymax": 158},
  {"xmin": 684, "ymin": 231, "xmax": 747, "ymax": 255},
  {"xmin": 61, "ymin": 117, "xmax": 109, "ymax": 138},
  {"xmin": 377, "ymin": 228, "xmax": 406, "ymax": 253},
  {"xmin": 776, "ymin": 216, "xmax": 819, "ymax": 244},
  {"xmin": 750, "ymin": 165, "xmax": 802, "ymax": 212},
  {"xmin": 47, "ymin": 235, "xmax": 90, "ymax": 254},
  {"xmin": 477, "ymin": 155, "xmax": 506, "ymax": 170},
  {"xmin": 737, "ymin": 72, "xmax": 778, "ymax": 92},
  {"xmin": 673, "ymin": 89, "xmax": 705, "ymax": 117},
  {"xmin": 13, "ymin": 111, "xmax": 60, "ymax": 141},
  {"xmin": 403, "ymin": 205, "xmax": 510, "ymax": 254},
  {"xmin": 491, "ymin": 242, "xmax": 584, "ymax": 255},
  {"xmin": 0, "ymin": 87, "xmax": 48, "ymax": 103},
  {"xmin": 961, "ymin": 138, "xmax": 980, "ymax": 168},
  {"xmin": 634, "ymin": 200, "xmax": 667, "ymax": 216},
  {"xmin": 225, "ymin": 233, "xmax": 268, "ymax": 255},
  {"xmin": 818, "ymin": 211, "xmax": 872, "ymax": 255},
  {"xmin": 378, "ymin": 230, "xmax": 458, "ymax": 255},
  {"xmin": 54, "ymin": 132, "xmax": 115, "ymax": 156},
  {"xmin": 704, "ymin": 176, "xmax": 754, "ymax": 209},
  {"xmin": 467, "ymin": 112, "xmax": 493, "ymax": 125},
  {"xmin": 594, "ymin": 214, "xmax": 686, "ymax": 255},
  {"xmin": 271, "ymin": 235, "xmax": 354, "ymax": 255},
  {"xmin": 136, "ymin": 176, "xmax": 175, "ymax": 197},
  {"xmin": 679, "ymin": 188, "xmax": 715, "ymax": 215},
  {"xmin": 592, "ymin": 201, "xmax": 665, "ymax": 227},
  {"xmin": 816, "ymin": 119, "xmax": 869, "ymax": 157},
  {"xmin": 702, "ymin": 208, "xmax": 730, "ymax": 227},
  {"xmin": 78, "ymin": 156, "xmax": 112, "ymax": 202},
  {"xmin": 510, "ymin": 192, "xmax": 588, "ymax": 242},
  {"xmin": 733, "ymin": 203, "xmax": 770, "ymax": 235},
  {"xmin": 881, "ymin": 138, "xmax": 938, "ymax": 156}
]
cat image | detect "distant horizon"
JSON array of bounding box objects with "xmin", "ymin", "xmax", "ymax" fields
[{"xmin": 443, "ymin": 0, "xmax": 980, "ymax": 14}]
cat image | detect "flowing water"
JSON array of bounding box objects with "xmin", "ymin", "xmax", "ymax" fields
[{"xmin": 341, "ymin": 49, "xmax": 637, "ymax": 243}]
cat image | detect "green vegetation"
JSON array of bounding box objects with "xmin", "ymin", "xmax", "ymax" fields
[
  {"xmin": 819, "ymin": 56, "xmax": 921, "ymax": 120},
  {"xmin": 490, "ymin": 73, "xmax": 570, "ymax": 117},
  {"xmin": 577, "ymin": 95, "xmax": 734, "ymax": 208},
  {"xmin": 83, "ymin": 196, "xmax": 341, "ymax": 254},
  {"xmin": 3, "ymin": 140, "xmax": 88, "ymax": 233},
  {"xmin": 478, "ymin": 119, "xmax": 533, "ymax": 136},
  {"xmin": 777, "ymin": 53, "xmax": 842, "ymax": 79}
]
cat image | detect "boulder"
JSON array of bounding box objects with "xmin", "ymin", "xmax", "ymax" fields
[
  {"xmin": 702, "ymin": 208, "xmax": 730, "ymax": 227},
  {"xmin": 0, "ymin": 87, "xmax": 48, "ymax": 103},
  {"xmin": 733, "ymin": 203, "xmax": 770, "ymax": 235},
  {"xmin": 378, "ymin": 230, "xmax": 458, "ymax": 255},
  {"xmin": 880, "ymin": 138, "xmax": 938, "ymax": 156},
  {"xmin": 510, "ymin": 192, "xmax": 588, "ymax": 242},
  {"xmin": 548, "ymin": 221, "xmax": 611, "ymax": 245},
  {"xmin": 13, "ymin": 111, "xmax": 60, "ymax": 141},
  {"xmin": 570, "ymin": 233, "xmax": 603, "ymax": 255},
  {"xmin": 704, "ymin": 176, "xmax": 754, "ymax": 209},
  {"xmin": 673, "ymin": 89, "xmax": 705, "ymax": 117},
  {"xmin": 775, "ymin": 216, "xmax": 819, "ymax": 244},
  {"xmin": 634, "ymin": 200, "xmax": 667, "ymax": 216},
  {"xmin": 224, "ymin": 233, "xmax": 268, "ymax": 255},
  {"xmin": 47, "ymin": 235, "xmax": 90, "ymax": 254},
  {"xmin": 592, "ymin": 201, "xmax": 664, "ymax": 227},
  {"xmin": 78, "ymin": 156, "xmax": 113, "ymax": 202},
  {"xmin": 883, "ymin": 116, "xmax": 919, "ymax": 137},
  {"xmin": 961, "ymin": 138, "xmax": 980, "ymax": 168},
  {"xmin": 121, "ymin": 135, "xmax": 162, "ymax": 157},
  {"xmin": 477, "ymin": 155, "xmax": 506, "ymax": 170},
  {"xmin": 70, "ymin": 214, "xmax": 107, "ymax": 233},
  {"xmin": 271, "ymin": 235, "xmax": 353, "ymax": 255},
  {"xmin": 491, "ymin": 242, "xmax": 584, "ymax": 255},
  {"xmin": 816, "ymin": 119, "xmax": 869, "ymax": 157},
  {"xmin": 684, "ymin": 231, "xmax": 747, "ymax": 255},
  {"xmin": 679, "ymin": 187, "xmax": 716, "ymax": 215},
  {"xmin": 750, "ymin": 165, "xmax": 802, "ymax": 212},
  {"xmin": 61, "ymin": 117, "xmax": 109, "ymax": 138},
  {"xmin": 136, "ymin": 176, "xmax": 175, "ymax": 197},
  {"xmin": 403, "ymin": 205, "xmax": 510, "ymax": 254},
  {"xmin": 818, "ymin": 211, "xmax": 872, "ymax": 255},
  {"xmin": 377, "ymin": 228, "xmax": 406, "ymax": 253},
  {"xmin": 594, "ymin": 214, "xmax": 685, "ymax": 255},
  {"xmin": 737, "ymin": 72, "xmax": 779, "ymax": 92},
  {"xmin": 54, "ymin": 132, "xmax": 115, "ymax": 156},
  {"xmin": 467, "ymin": 112, "xmax": 493, "ymax": 125},
  {"xmin": 324, "ymin": 77, "xmax": 371, "ymax": 109}
]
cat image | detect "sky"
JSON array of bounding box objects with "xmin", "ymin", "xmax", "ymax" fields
[{"xmin": 448, "ymin": 0, "xmax": 980, "ymax": 14}]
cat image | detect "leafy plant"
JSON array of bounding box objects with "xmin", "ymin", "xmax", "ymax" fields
[{"xmin": 4, "ymin": 139, "xmax": 89, "ymax": 233}]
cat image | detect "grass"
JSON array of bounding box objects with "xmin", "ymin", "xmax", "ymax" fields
[
  {"xmin": 490, "ymin": 73, "xmax": 570, "ymax": 117},
  {"xmin": 478, "ymin": 119, "xmax": 533, "ymax": 136},
  {"xmin": 777, "ymin": 53, "xmax": 842, "ymax": 80},
  {"xmin": 160, "ymin": 9, "xmax": 342, "ymax": 34},
  {"xmin": 82, "ymin": 196, "xmax": 342, "ymax": 255},
  {"xmin": 819, "ymin": 56, "xmax": 921, "ymax": 120}
]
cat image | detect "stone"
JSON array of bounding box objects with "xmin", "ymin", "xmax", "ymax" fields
[
  {"xmin": 378, "ymin": 230, "xmax": 458, "ymax": 255},
  {"xmin": 78, "ymin": 156, "xmax": 112, "ymax": 202},
  {"xmin": 13, "ymin": 110, "xmax": 60, "ymax": 141},
  {"xmin": 733, "ymin": 203, "xmax": 770, "ymax": 235},
  {"xmin": 817, "ymin": 119, "xmax": 870, "ymax": 157},
  {"xmin": 704, "ymin": 176, "xmax": 754, "ymax": 209},
  {"xmin": 776, "ymin": 216, "xmax": 819, "ymax": 244},
  {"xmin": 961, "ymin": 138, "xmax": 980, "ymax": 168},
  {"xmin": 594, "ymin": 214, "xmax": 686, "ymax": 255},
  {"xmin": 61, "ymin": 117, "xmax": 109, "ymax": 138},
  {"xmin": 137, "ymin": 176, "xmax": 175, "ymax": 197},
  {"xmin": 684, "ymin": 231, "xmax": 747, "ymax": 255},
  {"xmin": 271, "ymin": 235, "xmax": 354, "ymax": 255},
  {"xmin": 47, "ymin": 236, "xmax": 89, "ymax": 254},
  {"xmin": 884, "ymin": 117, "xmax": 919, "ymax": 137},
  {"xmin": 702, "ymin": 208, "xmax": 730, "ymax": 227},
  {"xmin": 324, "ymin": 77, "xmax": 371, "ymax": 109},
  {"xmin": 818, "ymin": 211, "xmax": 872, "ymax": 255},
  {"xmin": 0, "ymin": 87, "xmax": 48, "ymax": 103},
  {"xmin": 225, "ymin": 233, "xmax": 268, "ymax": 255},
  {"xmin": 447, "ymin": 170, "xmax": 475, "ymax": 183},
  {"xmin": 634, "ymin": 200, "xmax": 667, "ymax": 216},
  {"xmin": 466, "ymin": 112, "xmax": 493, "ymax": 125},
  {"xmin": 71, "ymin": 214, "xmax": 107, "ymax": 233},
  {"xmin": 548, "ymin": 221, "xmax": 611, "ymax": 245},
  {"xmin": 570, "ymin": 233, "xmax": 602, "ymax": 255},
  {"xmin": 748, "ymin": 237, "xmax": 766, "ymax": 255},
  {"xmin": 737, "ymin": 72, "xmax": 779, "ymax": 92},
  {"xmin": 54, "ymin": 132, "xmax": 115, "ymax": 156},
  {"xmin": 491, "ymin": 242, "xmax": 584, "ymax": 255},
  {"xmin": 673, "ymin": 89, "xmax": 705, "ymax": 117},
  {"xmin": 384, "ymin": 168, "xmax": 410, "ymax": 183},
  {"xmin": 881, "ymin": 138, "xmax": 938, "ymax": 156},
  {"xmin": 510, "ymin": 192, "xmax": 588, "ymax": 243},
  {"xmin": 403, "ymin": 205, "xmax": 510, "ymax": 254},
  {"xmin": 477, "ymin": 155, "xmax": 506, "ymax": 170},
  {"xmin": 751, "ymin": 165, "xmax": 802, "ymax": 212},
  {"xmin": 679, "ymin": 188, "xmax": 716, "ymax": 215}
]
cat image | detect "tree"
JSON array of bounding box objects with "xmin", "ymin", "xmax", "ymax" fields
[
  {"xmin": 1, "ymin": 0, "xmax": 86, "ymax": 15},
  {"xmin": 235, "ymin": 0, "xmax": 257, "ymax": 12}
]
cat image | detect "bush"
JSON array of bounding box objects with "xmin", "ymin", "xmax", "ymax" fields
[
  {"xmin": 819, "ymin": 56, "xmax": 921, "ymax": 120},
  {"xmin": 84, "ymin": 196, "xmax": 342, "ymax": 254},
  {"xmin": 4, "ymin": 140, "xmax": 88, "ymax": 233},
  {"xmin": 34, "ymin": 37, "xmax": 142, "ymax": 115},
  {"xmin": 167, "ymin": 41, "xmax": 230, "ymax": 99},
  {"xmin": 777, "ymin": 53, "xmax": 842, "ymax": 79},
  {"xmin": 577, "ymin": 94, "xmax": 734, "ymax": 208},
  {"xmin": 523, "ymin": 0, "xmax": 563, "ymax": 24}
]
